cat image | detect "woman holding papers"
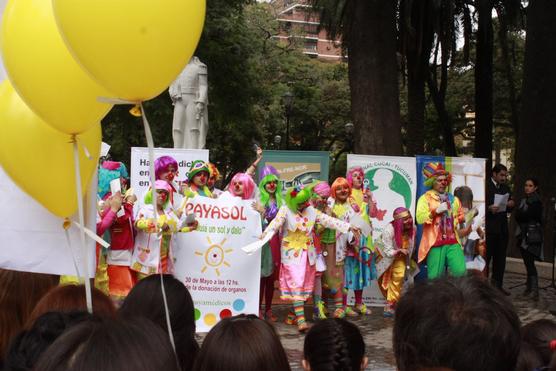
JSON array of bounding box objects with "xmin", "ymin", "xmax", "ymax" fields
[{"xmin": 260, "ymin": 183, "xmax": 360, "ymax": 332}]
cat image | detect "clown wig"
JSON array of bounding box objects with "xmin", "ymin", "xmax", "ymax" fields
[
  {"xmin": 313, "ymin": 181, "xmax": 331, "ymax": 198},
  {"xmin": 422, "ymin": 162, "xmax": 452, "ymax": 188},
  {"xmin": 346, "ymin": 166, "xmax": 365, "ymax": 188},
  {"xmin": 285, "ymin": 183, "xmax": 316, "ymax": 212},
  {"xmin": 258, "ymin": 165, "xmax": 284, "ymax": 210},
  {"xmin": 330, "ymin": 177, "xmax": 352, "ymax": 200},
  {"xmin": 154, "ymin": 156, "xmax": 178, "ymax": 180},
  {"xmin": 391, "ymin": 207, "xmax": 414, "ymax": 248},
  {"xmin": 208, "ymin": 162, "xmax": 221, "ymax": 180},
  {"xmin": 98, "ymin": 161, "xmax": 129, "ymax": 200},
  {"xmin": 143, "ymin": 180, "xmax": 173, "ymax": 208},
  {"xmin": 229, "ymin": 173, "xmax": 256, "ymax": 200}
]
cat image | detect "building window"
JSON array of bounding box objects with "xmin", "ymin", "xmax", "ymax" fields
[{"xmin": 304, "ymin": 39, "xmax": 318, "ymax": 52}]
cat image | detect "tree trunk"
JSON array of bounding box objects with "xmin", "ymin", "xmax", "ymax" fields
[
  {"xmin": 348, "ymin": 0, "xmax": 403, "ymax": 155},
  {"xmin": 474, "ymin": 0, "xmax": 494, "ymax": 166},
  {"xmin": 495, "ymin": 5, "xmax": 520, "ymax": 136},
  {"xmin": 404, "ymin": 0, "xmax": 434, "ymax": 156},
  {"xmin": 514, "ymin": 0, "xmax": 556, "ymax": 262}
]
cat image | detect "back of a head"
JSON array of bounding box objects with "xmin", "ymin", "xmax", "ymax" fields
[
  {"xmin": 27, "ymin": 284, "xmax": 116, "ymax": 327},
  {"xmin": 0, "ymin": 270, "xmax": 59, "ymax": 362},
  {"xmin": 192, "ymin": 314, "xmax": 291, "ymax": 371},
  {"xmin": 522, "ymin": 319, "xmax": 556, "ymax": 366},
  {"xmin": 394, "ymin": 275, "xmax": 521, "ymax": 371},
  {"xmin": 119, "ymin": 274, "xmax": 198, "ymax": 370},
  {"xmin": 304, "ymin": 318, "xmax": 365, "ymax": 371},
  {"xmin": 34, "ymin": 317, "xmax": 180, "ymax": 371},
  {"xmin": 4, "ymin": 311, "xmax": 95, "ymax": 371}
]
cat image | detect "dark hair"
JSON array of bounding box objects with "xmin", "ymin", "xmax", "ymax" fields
[
  {"xmin": 492, "ymin": 163, "xmax": 508, "ymax": 174},
  {"xmin": 303, "ymin": 318, "xmax": 365, "ymax": 371},
  {"xmin": 4, "ymin": 311, "xmax": 95, "ymax": 371},
  {"xmin": 119, "ymin": 274, "xmax": 198, "ymax": 371},
  {"xmin": 525, "ymin": 177, "xmax": 540, "ymax": 189},
  {"xmin": 192, "ymin": 314, "xmax": 290, "ymax": 371},
  {"xmin": 0, "ymin": 269, "xmax": 59, "ymax": 361},
  {"xmin": 393, "ymin": 275, "xmax": 521, "ymax": 371},
  {"xmin": 34, "ymin": 317, "xmax": 180, "ymax": 371},
  {"xmin": 454, "ymin": 186, "xmax": 474, "ymax": 209},
  {"xmin": 27, "ymin": 284, "xmax": 116, "ymax": 327},
  {"xmin": 515, "ymin": 341, "xmax": 543, "ymax": 371},
  {"xmin": 522, "ymin": 319, "xmax": 556, "ymax": 366}
]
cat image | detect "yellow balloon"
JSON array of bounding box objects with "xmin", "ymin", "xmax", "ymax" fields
[
  {"xmin": 0, "ymin": 0, "xmax": 112, "ymax": 135},
  {"xmin": 52, "ymin": 0, "xmax": 206, "ymax": 102},
  {"xmin": 0, "ymin": 81, "xmax": 101, "ymax": 218}
]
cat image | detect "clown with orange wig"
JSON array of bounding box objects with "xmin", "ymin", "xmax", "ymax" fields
[
  {"xmin": 416, "ymin": 162, "xmax": 465, "ymax": 279},
  {"xmin": 261, "ymin": 183, "xmax": 360, "ymax": 332},
  {"xmin": 328, "ymin": 177, "xmax": 374, "ymax": 317}
]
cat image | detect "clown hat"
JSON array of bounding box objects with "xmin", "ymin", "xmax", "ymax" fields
[
  {"xmin": 187, "ymin": 160, "xmax": 209, "ymax": 181},
  {"xmin": 259, "ymin": 165, "xmax": 279, "ymax": 182},
  {"xmin": 423, "ymin": 162, "xmax": 451, "ymax": 187}
]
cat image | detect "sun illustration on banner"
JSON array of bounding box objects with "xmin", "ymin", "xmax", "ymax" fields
[{"xmin": 195, "ymin": 237, "xmax": 233, "ymax": 276}]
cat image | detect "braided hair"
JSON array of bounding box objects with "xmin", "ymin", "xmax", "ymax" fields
[{"xmin": 303, "ymin": 319, "xmax": 365, "ymax": 371}]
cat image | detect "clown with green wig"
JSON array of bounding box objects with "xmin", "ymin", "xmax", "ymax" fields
[
  {"xmin": 131, "ymin": 180, "xmax": 198, "ymax": 279},
  {"xmin": 261, "ymin": 183, "xmax": 361, "ymax": 332},
  {"xmin": 416, "ymin": 162, "xmax": 466, "ymax": 279}
]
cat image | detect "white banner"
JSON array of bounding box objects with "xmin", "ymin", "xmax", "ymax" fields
[
  {"xmin": 0, "ymin": 0, "xmax": 8, "ymax": 82},
  {"xmin": 130, "ymin": 147, "xmax": 208, "ymax": 207},
  {"xmin": 347, "ymin": 155, "xmax": 417, "ymax": 306},
  {"xmin": 173, "ymin": 193, "xmax": 262, "ymax": 332},
  {"xmin": 0, "ymin": 166, "xmax": 96, "ymax": 277}
]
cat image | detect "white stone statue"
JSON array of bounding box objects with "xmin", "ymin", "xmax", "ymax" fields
[{"xmin": 169, "ymin": 56, "xmax": 208, "ymax": 149}]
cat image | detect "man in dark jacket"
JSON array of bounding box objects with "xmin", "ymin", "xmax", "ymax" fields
[{"xmin": 486, "ymin": 164, "xmax": 515, "ymax": 295}]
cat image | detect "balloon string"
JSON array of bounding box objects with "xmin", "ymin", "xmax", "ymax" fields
[
  {"xmin": 71, "ymin": 135, "xmax": 93, "ymax": 314},
  {"xmin": 139, "ymin": 102, "xmax": 176, "ymax": 352},
  {"xmin": 63, "ymin": 219, "xmax": 82, "ymax": 279}
]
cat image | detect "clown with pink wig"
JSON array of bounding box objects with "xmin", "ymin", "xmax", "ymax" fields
[
  {"xmin": 347, "ymin": 166, "xmax": 378, "ymax": 218},
  {"xmin": 131, "ymin": 180, "xmax": 198, "ymax": 278},
  {"xmin": 227, "ymin": 172, "xmax": 256, "ymax": 200},
  {"xmin": 376, "ymin": 207, "xmax": 416, "ymax": 317}
]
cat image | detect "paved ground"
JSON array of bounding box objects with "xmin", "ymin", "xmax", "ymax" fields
[{"xmin": 270, "ymin": 272, "xmax": 556, "ymax": 370}]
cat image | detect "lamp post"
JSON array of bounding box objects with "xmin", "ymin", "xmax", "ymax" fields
[{"xmin": 282, "ymin": 91, "xmax": 294, "ymax": 150}]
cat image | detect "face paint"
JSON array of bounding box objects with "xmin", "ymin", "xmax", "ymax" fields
[{"xmin": 265, "ymin": 180, "xmax": 277, "ymax": 193}]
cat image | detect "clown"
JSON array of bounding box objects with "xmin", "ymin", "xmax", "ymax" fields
[
  {"xmin": 256, "ymin": 165, "xmax": 284, "ymax": 321},
  {"xmin": 261, "ymin": 184, "xmax": 360, "ymax": 332},
  {"xmin": 329, "ymin": 177, "xmax": 374, "ymax": 317},
  {"xmin": 96, "ymin": 161, "xmax": 137, "ymax": 299},
  {"xmin": 227, "ymin": 172, "xmax": 256, "ymax": 200},
  {"xmin": 346, "ymin": 166, "xmax": 377, "ymax": 217},
  {"xmin": 310, "ymin": 181, "xmax": 332, "ymax": 319},
  {"xmin": 154, "ymin": 155, "xmax": 180, "ymax": 206},
  {"xmin": 416, "ymin": 163, "xmax": 465, "ymax": 279},
  {"xmin": 131, "ymin": 180, "xmax": 197, "ymax": 278},
  {"xmin": 376, "ymin": 207, "xmax": 415, "ymax": 317},
  {"xmin": 183, "ymin": 160, "xmax": 213, "ymax": 198}
]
